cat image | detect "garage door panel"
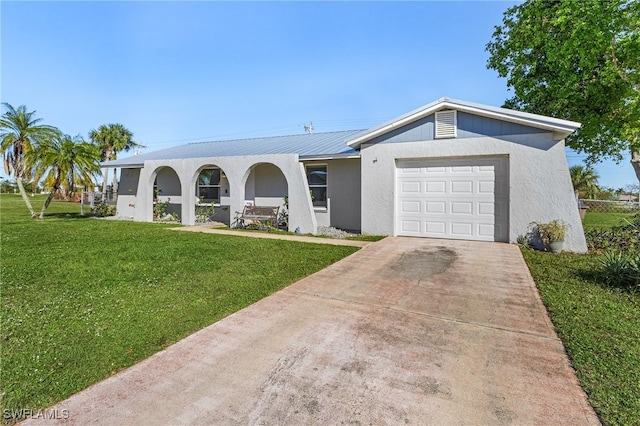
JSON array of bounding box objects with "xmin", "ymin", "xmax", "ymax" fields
[
  {"xmin": 396, "ymin": 157, "xmax": 509, "ymax": 242},
  {"xmin": 425, "ymin": 201, "xmax": 446, "ymax": 213},
  {"xmin": 450, "ymin": 222, "xmax": 473, "ymax": 236},
  {"xmin": 451, "ymin": 181, "xmax": 474, "ymax": 194},
  {"xmin": 425, "ymin": 221, "xmax": 446, "ymax": 234},
  {"xmin": 401, "ymin": 181, "xmax": 422, "ymax": 193},
  {"xmin": 400, "ymin": 200, "xmax": 421, "ymax": 214},
  {"xmin": 451, "ymin": 202, "xmax": 473, "ymax": 215},
  {"xmin": 398, "ymin": 166, "xmax": 421, "ymax": 175},
  {"xmin": 426, "ymin": 181, "xmax": 446, "ymax": 193},
  {"xmin": 400, "ymin": 220, "xmax": 421, "ymax": 233},
  {"xmin": 425, "ymin": 166, "xmax": 446, "ymax": 174},
  {"xmin": 451, "ymin": 166, "xmax": 473, "ymax": 173}
]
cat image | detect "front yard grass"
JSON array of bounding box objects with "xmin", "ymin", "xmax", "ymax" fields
[
  {"xmin": 0, "ymin": 195, "xmax": 359, "ymax": 421},
  {"xmin": 522, "ymin": 249, "xmax": 640, "ymax": 426},
  {"xmin": 582, "ymin": 211, "xmax": 636, "ymax": 231}
]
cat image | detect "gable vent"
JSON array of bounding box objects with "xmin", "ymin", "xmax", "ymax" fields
[{"xmin": 435, "ymin": 110, "xmax": 457, "ymax": 138}]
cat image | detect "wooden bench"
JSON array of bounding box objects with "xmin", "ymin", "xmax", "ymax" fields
[{"xmin": 237, "ymin": 205, "xmax": 280, "ymax": 229}]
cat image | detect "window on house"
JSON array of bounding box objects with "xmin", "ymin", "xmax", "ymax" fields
[
  {"xmin": 306, "ymin": 165, "xmax": 327, "ymax": 208},
  {"xmin": 197, "ymin": 168, "xmax": 221, "ymax": 203}
]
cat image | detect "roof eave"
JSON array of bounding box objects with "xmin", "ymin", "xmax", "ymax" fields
[
  {"xmin": 101, "ymin": 161, "xmax": 144, "ymax": 168},
  {"xmin": 299, "ymin": 152, "xmax": 361, "ymax": 161}
]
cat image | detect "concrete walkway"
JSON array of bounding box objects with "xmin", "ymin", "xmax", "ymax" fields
[
  {"xmin": 168, "ymin": 225, "xmax": 371, "ymax": 247},
  {"xmin": 23, "ymin": 238, "xmax": 599, "ymax": 425}
]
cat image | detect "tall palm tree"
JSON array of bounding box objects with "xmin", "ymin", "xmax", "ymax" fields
[
  {"xmin": 0, "ymin": 103, "xmax": 57, "ymax": 217},
  {"xmin": 569, "ymin": 165, "xmax": 601, "ymax": 199},
  {"xmin": 27, "ymin": 130, "xmax": 101, "ymax": 219},
  {"xmin": 89, "ymin": 123, "xmax": 143, "ymax": 195}
]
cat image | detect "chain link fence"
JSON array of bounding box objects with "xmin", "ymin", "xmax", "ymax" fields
[
  {"xmin": 579, "ymin": 199, "xmax": 640, "ymax": 213},
  {"xmin": 79, "ymin": 191, "xmax": 118, "ymax": 216},
  {"xmin": 81, "ymin": 191, "xmax": 117, "ymax": 206}
]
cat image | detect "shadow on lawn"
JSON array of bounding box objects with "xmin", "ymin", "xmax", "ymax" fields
[
  {"xmin": 43, "ymin": 212, "xmax": 93, "ymax": 220},
  {"xmin": 576, "ymin": 265, "xmax": 639, "ymax": 295}
]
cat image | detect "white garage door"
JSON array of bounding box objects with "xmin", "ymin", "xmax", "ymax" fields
[{"xmin": 396, "ymin": 157, "xmax": 508, "ymax": 242}]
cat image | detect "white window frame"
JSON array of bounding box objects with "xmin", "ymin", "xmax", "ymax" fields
[
  {"xmin": 305, "ymin": 164, "xmax": 328, "ymax": 210},
  {"xmin": 197, "ymin": 168, "xmax": 222, "ymax": 204}
]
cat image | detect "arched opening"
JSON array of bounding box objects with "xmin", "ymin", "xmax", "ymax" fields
[
  {"xmin": 153, "ymin": 166, "xmax": 181, "ymax": 221},
  {"xmin": 242, "ymin": 163, "xmax": 288, "ymax": 228},
  {"xmin": 194, "ymin": 165, "xmax": 231, "ymax": 224}
]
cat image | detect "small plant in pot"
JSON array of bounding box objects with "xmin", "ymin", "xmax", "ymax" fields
[{"xmin": 534, "ymin": 220, "xmax": 568, "ymax": 253}]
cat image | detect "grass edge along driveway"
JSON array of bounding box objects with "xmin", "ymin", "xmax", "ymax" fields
[
  {"xmin": 0, "ymin": 196, "xmax": 359, "ymax": 423},
  {"xmin": 522, "ymin": 249, "xmax": 640, "ymax": 426}
]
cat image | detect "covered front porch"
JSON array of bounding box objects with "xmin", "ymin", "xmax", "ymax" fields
[{"xmin": 113, "ymin": 154, "xmax": 318, "ymax": 234}]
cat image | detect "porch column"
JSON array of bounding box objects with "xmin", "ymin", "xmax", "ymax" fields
[
  {"xmin": 134, "ymin": 164, "xmax": 154, "ymax": 223},
  {"xmin": 180, "ymin": 176, "xmax": 196, "ymax": 226},
  {"xmin": 225, "ymin": 166, "xmax": 246, "ymax": 228},
  {"xmin": 283, "ymin": 161, "xmax": 317, "ymax": 234}
]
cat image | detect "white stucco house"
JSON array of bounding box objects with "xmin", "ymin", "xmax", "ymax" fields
[{"xmin": 103, "ymin": 97, "xmax": 588, "ymax": 252}]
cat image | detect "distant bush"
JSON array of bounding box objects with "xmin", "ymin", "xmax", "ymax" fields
[{"xmin": 91, "ymin": 202, "xmax": 116, "ymax": 217}]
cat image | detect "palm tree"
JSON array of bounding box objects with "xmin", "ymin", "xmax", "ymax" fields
[
  {"xmin": 0, "ymin": 103, "xmax": 57, "ymax": 217},
  {"xmin": 27, "ymin": 130, "xmax": 101, "ymax": 219},
  {"xmin": 569, "ymin": 165, "xmax": 600, "ymax": 199},
  {"xmin": 89, "ymin": 123, "xmax": 143, "ymax": 195}
]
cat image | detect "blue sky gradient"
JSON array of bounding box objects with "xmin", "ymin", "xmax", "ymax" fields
[{"xmin": 1, "ymin": 1, "xmax": 636, "ymax": 189}]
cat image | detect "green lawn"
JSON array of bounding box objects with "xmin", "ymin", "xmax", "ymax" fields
[
  {"xmin": 582, "ymin": 211, "xmax": 636, "ymax": 231},
  {"xmin": 522, "ymin": 211, "xmax": 640, "ymax": 426},
  {"xmin": 0, "ymin": 195, "xmax": 359, "ymax": 421}
]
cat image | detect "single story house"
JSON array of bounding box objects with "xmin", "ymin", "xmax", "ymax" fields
[{"xmin": 103, "ymin": 97, "xmax": 588, "ymax": 252}]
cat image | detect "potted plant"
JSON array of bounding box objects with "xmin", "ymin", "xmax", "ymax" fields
[{"xmin": 534, "ymin": 220, "xmax": 568, "ymax": 253}]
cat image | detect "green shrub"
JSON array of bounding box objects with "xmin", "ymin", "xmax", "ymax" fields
[
  {"xmin": 585, "ymin": 213, "xmax": 640, "ymax": 252},
  {"xmin": 599, "ymin": 251, "xmax": 640, "ymax": 292},
  {"xmin": 195, "ymin": 200, "xmax": 215, "ymax": 223},
  {"xmin": 516, "ymin": 234, "xmax": 530, "ymax": 248},
  {"xmin": 90, "ymin": 202, "xmax": 116, "ymax": 217},
  {"xmin": 533, "ymin": 220, "xmax": 567, "ymax": 243}
]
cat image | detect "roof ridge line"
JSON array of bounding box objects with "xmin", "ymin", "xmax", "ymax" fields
[{"xmin": 185, "ymin": 129, "xmax": 366, "ymax": 146}]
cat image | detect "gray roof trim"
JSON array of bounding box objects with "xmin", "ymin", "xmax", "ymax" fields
[
  {"xmin": 300, "ymin": 153, "xmax": 361, "ymax": 161},
  {"xmin": 108, "ymin": 162, "xmax": 143, "ymax": 168},
  {"xmin": 346, "ymin": 97, "xmax": 582, "ymax": 147}
]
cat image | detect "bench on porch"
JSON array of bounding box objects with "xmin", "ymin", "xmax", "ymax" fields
[{"xmin": 236, "ymin": 205, "xmax": 280, "ymax": 229}]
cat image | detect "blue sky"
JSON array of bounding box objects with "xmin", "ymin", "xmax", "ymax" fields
[{"xmin": 1, "ymin": 1, "xmax": 637, "ymax": 190}]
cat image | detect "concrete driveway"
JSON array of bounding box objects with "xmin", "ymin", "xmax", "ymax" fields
[{"xmin": 24, "ymin": 237, "xmax": 599, "ymax": 425}]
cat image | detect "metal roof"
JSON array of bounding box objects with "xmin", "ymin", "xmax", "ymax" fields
[
  {"xmin": 103, "ymin": 98, "xmax": 582, "ymax": 168},
  {"xmin": 103, "ymin": 130, "xmax": 364, "ymax": 168},
  {"xmin": 346, "ymin": 97, "xmax": 582, "ymax": 147}
]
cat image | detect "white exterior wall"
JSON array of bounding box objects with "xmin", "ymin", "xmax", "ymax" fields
[
  {"xmin": 126, "ymin": 154, "xmax": 317, "ymax": 234},
  {"xmin": 360, "ymin": 133, "xmax": 587, "ymax": 252},
  {"xmin": 252, "ymin": 163, "xmax": 288, "ymax": 207}
]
